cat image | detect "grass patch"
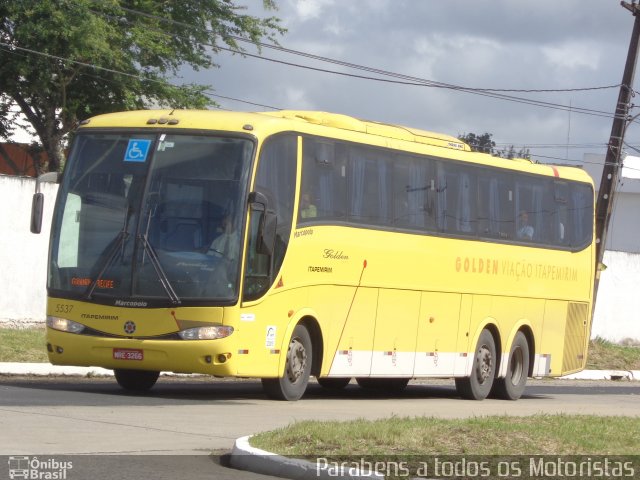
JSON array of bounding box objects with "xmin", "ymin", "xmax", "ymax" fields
[
  {"xmin": 587, "ymin": 337, "xmax": 640, "ymax": 370},
  {"xmin": 0, "ymin": 326, "xmax": 48, "ymax": 362},
  {"xmin": 250, "ymin": 415, "xmax": 640, "ymax": 456}
]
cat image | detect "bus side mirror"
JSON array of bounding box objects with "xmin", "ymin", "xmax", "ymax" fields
[
  {"xmin": 31, "ymin": 193, "xmax": 45, "ymax": 234},
  {"xmin": 248, "ymin": 191, "xmax": 277, "ymax": 256},
  {"xmin": 30, "ymin": 172, "xmax": 60, "ymax": 234}
]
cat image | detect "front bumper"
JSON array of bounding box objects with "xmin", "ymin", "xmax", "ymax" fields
[{"xmin": 46, "ymin": 327, "xmax": 238, "ymax": 376}]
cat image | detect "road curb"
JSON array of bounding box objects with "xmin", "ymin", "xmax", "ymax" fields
[
  {"xmin": 0, "ymin": 362, "xmax": 113, "ymax": 376},
  {"xmin": 0, "ymin": 362, "xmax": 193, "ymax": 377},
  {"xmin": 558, "ymin": 369, "xmax": 640, "ymax": 381},
  {"xmin": 230, "ymin": 435, "xmax": 382, "ymax": 480}
]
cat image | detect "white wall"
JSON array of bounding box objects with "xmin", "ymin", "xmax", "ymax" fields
[
  {"xmin": 583, "ymin": 153, "xmax": 640, "ymax": 253},
  {"xmin": 0, "ymin": 175, "xmax": 57, "ymax": 327},
  {"xmin": 591, "ymin": 251, "xmax": 640, "ymax": 342},
  {"xmin": 1, "ymin": 174, "xmax": 638, "ymax": 342},
  {"xmin": 601, "ymin": 192, "xmax": 640, "ymax": 253}
]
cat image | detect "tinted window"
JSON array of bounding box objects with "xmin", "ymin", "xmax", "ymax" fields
[
  {"xmin": 299, "ymin": 134, "xmax": 593, "ymax": 251},
  {"xmin": 478, "ymin": 171, "xmax": 514, "ymax": 240}
]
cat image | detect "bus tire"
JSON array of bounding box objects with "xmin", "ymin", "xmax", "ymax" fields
[
  {"xmin": 262, "ymin": 324, "xmax": 312, "ymax": 401},
  {"xmin": 492, "ymin": 331, "xmax": 529, "ymax": 400},
  {"xmin": 356, "ymin": 377, "xmax": 409, "ymax": 392},
  {"xmin": 114, "ymin": 369, "xmax": 159, "ymax": 392},
  {"xmin": 455, "ymin": 329, "xmax": 496, "ymax": 400},
  {"xmin": 317, "ymin": 377, "xmax": 351, "ymax": 389}
]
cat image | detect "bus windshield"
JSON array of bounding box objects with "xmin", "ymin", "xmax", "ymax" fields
[{"xmin": 48, "ymin": 132, "xmax": 254, "ymax": 305}]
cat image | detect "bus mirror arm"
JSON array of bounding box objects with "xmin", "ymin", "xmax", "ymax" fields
[
  {"xmin": 248, "ymin": 191, "xmax": 269, "ymax": 208},
  {"xmin": 31, "ymin": 172, "xmax": 60, "ymax": 234}
]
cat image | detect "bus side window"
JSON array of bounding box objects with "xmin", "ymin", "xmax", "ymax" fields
[
  {"xmin": 515, "ymin": 178, "xmax": 548, "ymax": 243},
  {"xmin": 300, "ymin": 137, "xmax": 348, "ymax": 223},
  {"xmin": 569, "ymin": 183, "xmax": 594, "ymax": 249},
  {"xmin": 478, "ymin": 171, "xmax": 513, "ymax": 240},
  {"xmin": 347, "ymin": 145, "xmax": 392, "ymax": 226},
  {"xmin": 393, "ymin": 155, "xmax": 435, "ymax": 231},
  {"xmin": 553, "ymin": 182, "xmax": 570, "ymax": 246}
]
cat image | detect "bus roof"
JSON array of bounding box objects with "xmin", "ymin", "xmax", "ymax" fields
[
  {"xmin": 260, "ymin": 110, "xmax": 471, "ymax": 152},
  {"xmin": 81, "ymin": 109, "xmax": 470, "ymax": 151},
  {"xmin": 80, "ymin": 109, "xmax": 593, "ymax": 185}
]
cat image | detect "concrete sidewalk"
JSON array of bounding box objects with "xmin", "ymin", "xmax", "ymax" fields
[{"xmin": 1, "ymin": 362, "xmax": 639, "ymax": 381}]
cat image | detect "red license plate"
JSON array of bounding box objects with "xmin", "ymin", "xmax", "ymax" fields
[{"xmin": 113, "ymin": 348, "xmax": 144, "ymax": 361}]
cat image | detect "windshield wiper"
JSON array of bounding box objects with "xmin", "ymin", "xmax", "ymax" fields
[
  {"xmin": 84, "ymin": 230, "xmax": 129, "ymax": 300},
  {"xmin": 84, "ymin": 206, "xmax": 131, "ymax": 300},
  {"xmin": 137, "ymin": 234, "xmax": 181, "ymax": 305}
]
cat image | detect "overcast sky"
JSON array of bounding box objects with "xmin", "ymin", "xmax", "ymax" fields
[{"xmin": 185, "ymin": 0, "xmax": 640, "ymax": 168}]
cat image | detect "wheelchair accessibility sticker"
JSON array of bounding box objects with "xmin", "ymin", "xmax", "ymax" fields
[{"xmin": 124, "ymin": 139, "xmax": 152, "ymax": 163}]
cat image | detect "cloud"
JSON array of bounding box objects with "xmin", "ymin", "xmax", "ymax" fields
[
  {"xmin": 287, "ymin": 0, "xmax": 336, "ymax": 22},
  {"xmin": 282, "ymin": 86, "xmax": 315, "ymax": 110},
  {"xmin": 197, "ymin": 0, "xmax": 637, "ymax": 164},
  {"xmin": 542, "ymin": 41, "xmax": 602, "ymax": 70}
]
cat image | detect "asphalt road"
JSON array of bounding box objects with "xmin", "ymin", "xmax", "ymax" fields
[{"xmin": 0, "ymin": 376, "xmax": 638, "ymax": 479}]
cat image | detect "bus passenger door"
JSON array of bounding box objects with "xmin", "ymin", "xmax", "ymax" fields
[
  {"xmin": 414, "ymin": 292, "xmax": 463, "ymax": 376},
  {"xmin": 370, "ymin": 290, "xmax": 420, "ymax": 377}
]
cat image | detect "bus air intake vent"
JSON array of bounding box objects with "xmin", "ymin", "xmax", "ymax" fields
[{"xmin": 562, "ymin": 302, "xmax": 588, "ymax": 374}]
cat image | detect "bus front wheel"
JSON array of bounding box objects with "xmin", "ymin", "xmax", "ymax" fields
[
  {"xmin": 455, "ymin": 329, "xmax": 496, "ymax": 400},
  {"xmin": 262, "ymin": 324, "xmax": 312, "ymax": 401},
  {"xmin": 114, "ymin": 369, "xmax": 160, "ymax": 392},
  {"xmin": 492, "ymin": 331, "xmax": 529, "ymax": 400}
]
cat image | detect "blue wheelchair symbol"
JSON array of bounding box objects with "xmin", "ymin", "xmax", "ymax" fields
[{"xmin": 124, "ymin": 139, "xmax": 152, "ymax": 163}]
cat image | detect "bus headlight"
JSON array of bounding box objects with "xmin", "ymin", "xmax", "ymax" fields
[
  {"xmin": 178, "ymin": 325, "xmax": 234, "ymax": 340},
  {"xmin": 47, "ymin": 316, "xmax": 86, "ymax": 334}
]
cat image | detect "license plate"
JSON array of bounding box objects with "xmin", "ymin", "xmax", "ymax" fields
[{"xmin": 113, "ymin": 348, "xmax": 144, "ymax": 361}]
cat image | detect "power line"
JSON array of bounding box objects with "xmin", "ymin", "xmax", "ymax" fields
[
  {"xmin": 9, "ymin": 39, "xmax": 640, "ymax": 173},
  {"xmin": 98, "ymin": 5, "xmax": 623, "ymax": 120},
  {"xmin": 114, "ymin": 5, "xmax": 622, "ymax": 95},
  {"xmin": 494, "ymin": 142, "xmax": 607, "ymax": 149},
  {"xmin": 7, "ymin": 11, "xmax": 640, "ymax": 170},
  {"xmin": 231, "ymin": 36, "xmax": 622, "ymax": 94},
  {"xmin": 0, "ymin": 42, "xmax": 158, "ymax": 82},
  {"xmin": 1, "ymin": 43, "xmax": 628, "ymax": 159},
  {"xmin": 5, "ymin": 2, "xmax": 629, "ymax": 122},
  {"xmin": 0, "ymin": 42, "xmax": 280, "ymax": 111}
]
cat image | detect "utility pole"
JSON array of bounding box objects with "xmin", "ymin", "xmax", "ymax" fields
[{"xmin": 594, "ymin": 1, "xmax": 640, "ymax": 299}]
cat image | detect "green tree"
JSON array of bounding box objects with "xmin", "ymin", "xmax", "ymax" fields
[
  {"xmin": 458, "ymin": 132, "xmax": 496, "ymax": 155},
  {"xmin": 497, "ymin": 145, "xmax": 532, "ymax": 160},
  {"xmin": 459, "ymin": 132, "xmax": 532, "ymax": 161},
  {"xmin": 0, "ymin": 0, "xmax": 284, "ymax": 172}
]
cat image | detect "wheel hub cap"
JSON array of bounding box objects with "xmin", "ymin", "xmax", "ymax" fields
[{"xmin": 286, "ymin": 338, "xmax": 307, "ymax": 383}]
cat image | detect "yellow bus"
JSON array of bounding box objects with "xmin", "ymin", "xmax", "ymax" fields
[{"xmin": 34, "ymin": 109, "xmax": 595, "ymax": 401}]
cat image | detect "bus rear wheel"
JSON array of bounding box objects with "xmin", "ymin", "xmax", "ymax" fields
[
  {"xmin": 262, "ymin": 324, "xmax": 312, "ymax": 401},
  {"xmin": 114, "ymin": 369, "xmax": 160, "ymax": 392},
  {"xmin": 455, "ymin": 329, "xmax": 496, "ymax": 400},
  {"xmin": 356, "ymin": 377, "xmax": 409, "ymax": 392},
  {"xmin": 492, "ymin": 331, "xmax": 529, "ymax": 400}
]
